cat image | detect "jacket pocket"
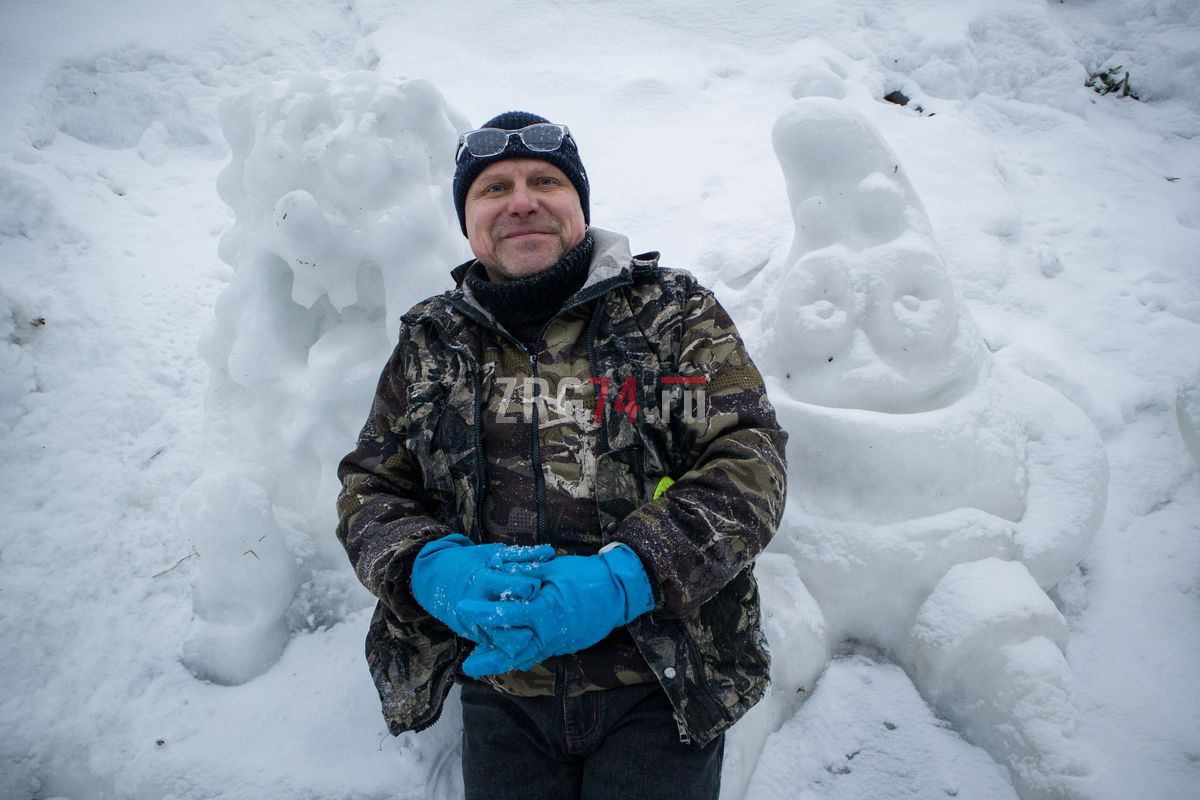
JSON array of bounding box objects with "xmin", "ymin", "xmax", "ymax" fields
[{"xmin": 404, "ymin": 379, "xmax": 453, "ymax": 495}]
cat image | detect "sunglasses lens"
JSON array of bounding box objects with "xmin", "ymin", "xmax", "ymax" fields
[
  {"xmin": 459, "ymin": 123, "xmax": 569, "ymax": 161},
  {"xmin": 464, "ymin": 128, "xmax": 510, "ymax": 157},
  {"xmin": 519, "ymin": 124, "xmax": 566, "ymax": 151}
]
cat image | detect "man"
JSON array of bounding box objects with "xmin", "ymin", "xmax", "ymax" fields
[{"xmin": 336, "ymin": 111, "xmax": 787, "ymax": 799}]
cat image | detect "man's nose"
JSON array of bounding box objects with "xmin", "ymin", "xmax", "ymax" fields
[{"xmin": 506, "ymin": 185, "xmax": 539, "ymax": 215}]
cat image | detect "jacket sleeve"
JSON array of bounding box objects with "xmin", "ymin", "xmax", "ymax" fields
[
  {"xmin": 336, "ymin": 326, "xmax": 454, "ymax": 621},
  {"xmin": 613, "ymin": 284, "xmax": 788, "ymax": 619}
]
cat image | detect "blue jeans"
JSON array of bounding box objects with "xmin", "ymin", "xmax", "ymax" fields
[{"xmin": 460, "ymin": 681, "xmax": 724, "ymax": 799}]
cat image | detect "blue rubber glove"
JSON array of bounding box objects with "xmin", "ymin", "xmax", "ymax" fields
[
  {"xmin": 456, "ymin": 544, "xmax": 655, "ymax": 677},
  {"xmin": 409, "ymin": 533, "xmax": 554, "ymax": 650},
  {"xmin": 459, "ymin": 628, "xmax": 546, "ymax": 677}
]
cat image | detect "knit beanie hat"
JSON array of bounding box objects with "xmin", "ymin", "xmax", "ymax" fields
[{"xmin": 452, "ymin": 111, "xmax": 590, "ymax": 236}]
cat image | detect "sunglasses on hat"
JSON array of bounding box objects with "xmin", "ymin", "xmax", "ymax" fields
[{"xmin": 455, "ymin": 123, "xmax": 572, "ymax": 162}]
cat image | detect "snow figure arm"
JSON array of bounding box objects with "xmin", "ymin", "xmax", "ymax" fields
[
  {"xmin": 614, "ymin": 283, "xmax": 789, "ymax": 618},
  {"xmin": 999, "ymin": 370, "xmax": 1108, "ymax": 587},
  {"xmin": 336, "ymin": 328, "xmax": 456, "ymax": 621}
]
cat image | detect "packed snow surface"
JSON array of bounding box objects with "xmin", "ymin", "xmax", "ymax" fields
[{"xmin": 1, "ymin": 1, "xmax": 1198, "ymax": 799}]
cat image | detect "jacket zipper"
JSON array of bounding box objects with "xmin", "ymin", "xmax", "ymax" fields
[
  {"xmin": 523, "ymin": 277, "xmax": 615, "ymax": 544},
  {"xmin": 528, "ymin": 347, "xmax": 547, "ymax": 544},
  {"xmin": 672, "ymin": 711, "xmax": 692, "ymax": 745},
  {"xmin": 525, "ymin": 291, "xmax": 619, "ymax": 694},
  {"xmin": 471, "ymin": 369, "xmax": 485, "ymax": 537}
]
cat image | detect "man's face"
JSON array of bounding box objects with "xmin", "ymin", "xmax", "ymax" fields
[{"xmin": 464, "ymin": 158, "xmax": 587, "ymax": 282}]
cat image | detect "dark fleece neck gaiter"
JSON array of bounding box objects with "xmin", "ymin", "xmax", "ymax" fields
[{"xmin": 464, "ymin": 232, "xmax": 595, "ymax": 348}]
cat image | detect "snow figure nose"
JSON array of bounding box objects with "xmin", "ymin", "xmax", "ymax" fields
[{"xmin": 845, "ymin": 326, "xmax": 876, "ymax": 362}]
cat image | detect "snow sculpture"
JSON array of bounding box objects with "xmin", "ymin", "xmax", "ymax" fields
[
  {"xmin": 764, "ymin": 98, "xmax": 1108, "ymax": 800},
  {"xmin": 181, "ymin": 71, "xmax": 468, "ymax": 683}
]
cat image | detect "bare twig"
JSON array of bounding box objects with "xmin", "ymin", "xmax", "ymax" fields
[{"xmin": 153, "ymin": 548, "xmax": 199, "ymax": 578}]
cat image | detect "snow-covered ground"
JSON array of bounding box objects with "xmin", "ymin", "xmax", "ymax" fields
[{"xmin": 1, "ymin": 1, "xmax": 1198, "ymax": 798}]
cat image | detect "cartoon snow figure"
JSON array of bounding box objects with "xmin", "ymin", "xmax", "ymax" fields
[
  {"xmin": 764, "ymin": 97, "xmax": 1108, "ymax": 800},
  {"xmin": 182, "ymin": 72, "xmax": 466, "ymax": 685}
]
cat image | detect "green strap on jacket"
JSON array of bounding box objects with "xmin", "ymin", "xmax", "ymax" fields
[{"xmin": 653, "ymin": 475, "xmax": 675, "ymax": 500}]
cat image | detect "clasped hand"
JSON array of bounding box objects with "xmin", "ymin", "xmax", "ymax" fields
[{"xmin": 410, "ymin": 534, "xmax": 654, "ymax": 678}]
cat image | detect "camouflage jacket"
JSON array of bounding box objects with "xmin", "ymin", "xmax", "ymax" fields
[{"xmin": 336, "ymin": 227, "xmax": 788, "ymax": 747}]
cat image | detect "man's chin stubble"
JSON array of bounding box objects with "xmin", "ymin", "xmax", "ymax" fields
[{"xmin": 493, "ymin": 247, "xmax": 563, "ymax": 280}]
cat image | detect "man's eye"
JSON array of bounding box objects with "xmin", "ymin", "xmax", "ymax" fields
[
  {"xmin": 535, "ymin": 176, "xmax": 558, "ymax": 186},
  {"xmin": 483, "ymin": 183, "xmax": 506, "ymax": 193}
]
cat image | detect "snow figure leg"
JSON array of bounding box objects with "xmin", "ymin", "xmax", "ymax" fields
[
  {"xmin": 180, "ymin": 465, "xmax": 298, "ymax": 684},
  {"xmin": 907, "ymin": 558, "xmax": 1093, "ymax": 800}
]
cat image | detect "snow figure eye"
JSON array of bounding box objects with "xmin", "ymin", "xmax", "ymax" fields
[
  {"xmin": 774, "ymin": 251, "xmax": 856, "ymax": 362},
  {"xmin": 864, "ymin": 246, "xmax": 957, "ymax": 356}
]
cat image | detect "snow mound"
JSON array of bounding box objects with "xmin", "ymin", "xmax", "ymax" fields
[
  {"xmin": 763, "ymin": 97, "xmax": 1107, "ymax": 799},
  {"xmin": 1053, "ymin": 0, "xmax": 1200, "ymax": 110},
  {"xmin": 0, "ymin": 165, "xmax": 66, "ymax": 238},
  {"xmin": 745, "ymin": 655, "xmax": 1019, "ymax": 800},
  {"xmin": 28, "ymin": 47, "xmax": 224, "ymax": 154},
  {"xmin": 183, "ymin": 70, "xmax": 468, "ymax": 683},
  {"xmin": 859, "ymin": 1, "xmax": 1085, "ymax": 107}
]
